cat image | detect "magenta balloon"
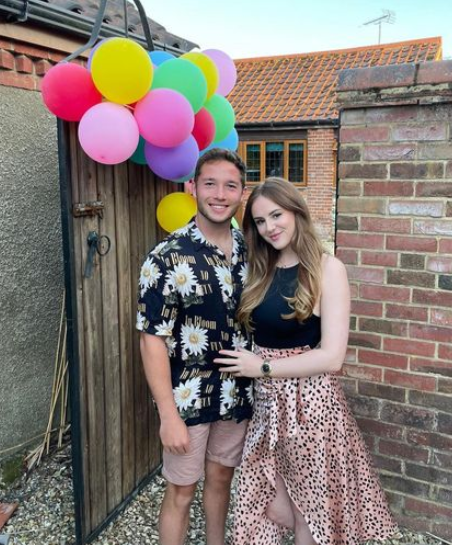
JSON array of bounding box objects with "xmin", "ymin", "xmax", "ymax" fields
[
  {"xmin": 145, "ymin": 136, "xmax": 199, "ymax": 181},
  {"xmin": 78, "ymin": 102, "xmax": 140, "ymax": 165},
  {"xmin": 202, "ymin": 49, "xmax": 237, "ymax": 96},
  {"xmin": 134, "ymin": 89, "xmax": 194, "ymax": 148},
  {"xmin": 41, "ymin": 63, "xmax": 102, "ymax": 121}
]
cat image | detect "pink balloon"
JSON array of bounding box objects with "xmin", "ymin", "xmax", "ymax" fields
[
  {"xmin": 41, "ymin": 63, "xmax": 102, "ymax": 121},
  {"xmin": 202, "ymin": 49, "xmax": 237, "ymax": 97},
  {"xmin": 78, "ymin": 102, "xmax": 140, "ymax": 165},
  {"xmin": 134, "ymin": 88, "xmax": 195, "ymax": 148}
]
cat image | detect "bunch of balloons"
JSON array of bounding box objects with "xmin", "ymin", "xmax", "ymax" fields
[{"xmin": 41, "ymin": 38, "xmax": 239, "ymax": 185}]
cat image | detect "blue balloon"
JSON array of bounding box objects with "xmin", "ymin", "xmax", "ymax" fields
[
  {"xmin": 149, "ymin": 50, "xmax": 175, "ymax": 67},
  {"xmin": 200, "ymin": 128, "xmax": 239, "ymax": 156}
]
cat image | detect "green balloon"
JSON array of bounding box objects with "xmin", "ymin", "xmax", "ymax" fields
[
  {"xmin": 151, "ymin": 58, "xmax": 207, "ymax": 113},
  {"xmin": 204, "ymin": 94, "xmax": 236, "ymax": 142},
  {"xmin": 130, "ymin": 136, "xmax": 147, "ymax": 165},
  {"xmin": 231, "ymin": 217, "xmax": 240, "ymax": 229}
]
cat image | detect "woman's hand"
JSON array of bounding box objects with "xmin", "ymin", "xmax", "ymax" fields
[{"xmin": 214, "ymin": 347, "xmax": 264, "ymax": 378}]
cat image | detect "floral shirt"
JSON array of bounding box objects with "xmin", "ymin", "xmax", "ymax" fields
[{"xmin": 137, "ymin": 220, "xmax": 253, "ymax": 426}]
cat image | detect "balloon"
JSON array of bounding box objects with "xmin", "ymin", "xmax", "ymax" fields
[
  {"xmin": 173, "ymin": 170, "xmax": 195, "ymax": 183},
  {"xmin": 203, "ymin": 49, "xmax": 237, "ymax": 96},
  {"xmin": 78, "ymin": 102, "xmax": 139, "ymax": 165},
  {"xmin": 129, "ymin": 136, "xmax": 147, "ymax": 165},
  {"xmin": 134, "ymin": 89, "xmax": 194, "ymax": 148},
  {"xmin": 41, "ymin": 63, "xmax": 102, "ymax": 121},
  {"xmin": 181, "ymin": 51, "xmax": 219, "ymax": 99},
  {"xmin": 151, "ymin": 58, "xmax": 207, "ymax": 113},
  {"xmin": 91, "ymin": 37, "xmax": 153, "ymax": 104},
  {"xmin": 145, "ymin": 135, "xmax": 199, "ymax": 181},
  {"xmin": 204, "ymin": 94, "xmax": 236, "ymax": 142},
  {"xmin": 87, "ymin": 38, "xmax": 111, "ymax": 70},
  {"xmin": 231, "ymin": 217, "xmax": 239, "ymax": 229},
  {"xmin": 205, "ymin": 128, "xmax": 239, "ymax": 152},
  {"xmin": 157, "ymin": 192, "xmax": 197, "ymax": 233},
  {"xmin": 149, "ymin": 50, "xmax": 175, "ymax": 66},
  {"xmin": 192, "ymin": 108, "xmax": 215, "ymax": 151}
]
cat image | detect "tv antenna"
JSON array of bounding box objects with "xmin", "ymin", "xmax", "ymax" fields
[{"xmin": 362, "ymin": 9, "xmax": 396, "ymax": 44}]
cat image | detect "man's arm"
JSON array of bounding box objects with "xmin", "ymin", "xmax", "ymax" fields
[{"xmin": 140, "ymin": 332, "xmax": 190, "ymax": 454}]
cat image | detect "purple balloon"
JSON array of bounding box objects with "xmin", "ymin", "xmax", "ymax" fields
[
  {"xmin": 145, "ymin": 135, "xmax": 199, "ymax": 181},
  {"xmin": 203, "ymin": 49, "xmax": 237, "ymax": 96}
]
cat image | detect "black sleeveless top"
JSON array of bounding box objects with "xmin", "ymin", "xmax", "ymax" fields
[{"xmin": 252, "ymin": 265, "xmax": 321, "ymax": 349}]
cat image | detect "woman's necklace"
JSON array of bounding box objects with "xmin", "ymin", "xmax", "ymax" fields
[{"xmin": 276, "ymin": 258, "xmax": 299, "ymax": 268}]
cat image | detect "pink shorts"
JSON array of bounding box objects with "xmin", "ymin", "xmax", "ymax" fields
[{"xmin": 162, "ymin": 419, "xmax": 249, "ymax": 486}]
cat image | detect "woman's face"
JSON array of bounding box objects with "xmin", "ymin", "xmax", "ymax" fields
[{"xmin": 251, "ymin": 195, "xmax": 296, "ymax": 251}]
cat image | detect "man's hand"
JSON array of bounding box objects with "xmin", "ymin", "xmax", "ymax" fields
[{"xmin": 160, "ymin": 413, "xmax": 190, "ymax": 455}]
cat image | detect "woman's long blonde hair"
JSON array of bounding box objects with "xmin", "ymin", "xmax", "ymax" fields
[{"xmin": 238, "ymin": 178, "xmax": 324, "ymax": 331}]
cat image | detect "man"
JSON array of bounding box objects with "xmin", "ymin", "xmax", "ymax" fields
[{"xmin": 137, "ymin": 148, "xmax": 253, "ymax": 545}]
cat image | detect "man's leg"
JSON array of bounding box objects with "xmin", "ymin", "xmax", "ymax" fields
[
  {"xmin": 203, "ymin": 419, "xmax": 249, "ymax": 545},
  {"xmin": 203, "ymin": 459, "xmax": 235, "ymax": 545},
  {"xmin": 159, "ymin": 481, "xmax": 197, "ymax": 545}
]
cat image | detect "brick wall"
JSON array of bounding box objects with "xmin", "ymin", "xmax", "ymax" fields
[
  {"xmin": 304, "ymin": 127, "xmax": 336, "ymax": 245},
  {"xmin": 337, "ymin": 61, "xmax": 452, "ymax": 539}
]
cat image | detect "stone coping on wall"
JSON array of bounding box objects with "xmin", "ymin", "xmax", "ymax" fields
[{"xmin": 337, "ymin": 60, "xmax": 452, "ymax": 109}]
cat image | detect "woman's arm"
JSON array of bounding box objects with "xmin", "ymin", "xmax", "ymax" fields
[{"xmin": 214, "ymin": 255, "xmax": 351, "ymax": 378}]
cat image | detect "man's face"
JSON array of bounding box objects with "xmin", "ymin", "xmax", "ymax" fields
[{"xmin": 193, "ymin": 160, "xmax": 244, "ymax": 225}]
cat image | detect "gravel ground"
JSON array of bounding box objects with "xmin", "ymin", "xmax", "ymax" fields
[{"xmin": 1, "ymin": 443, "xmax": 446, "ymax": 545}]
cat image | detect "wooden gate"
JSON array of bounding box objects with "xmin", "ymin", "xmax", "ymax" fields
[{"xmin": 58, "ymin": 121, "xmax": 174, "ymax": 543}]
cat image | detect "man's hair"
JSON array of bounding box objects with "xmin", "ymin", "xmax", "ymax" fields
[{"xmin": 194, "ymin": 148, "xmax": 246, "ymax": 186}]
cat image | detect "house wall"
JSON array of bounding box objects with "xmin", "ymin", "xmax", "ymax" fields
[
  {"xmin": 0, "ymin": 34, "xmax": 65, "ymax": 454},
  {"xmin": 336, "ymin": 60, "xmax": 452, "ymax": 539}
]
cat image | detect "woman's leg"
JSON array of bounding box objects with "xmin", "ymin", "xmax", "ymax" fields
[
  {"xmin": 265, "ymin": 473, "xmax": 295, "ymax": 530},
  {"xmin": 292, "ymin": 503, "xmax": 317, "ymax": 545}
]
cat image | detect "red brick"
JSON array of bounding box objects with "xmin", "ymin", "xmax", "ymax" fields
[
  {"xmin": 406, "ymin": 498, "xmax": 452, "ymax": 519},
  {"xmin": 412, "ymin": 288, "xmax": 452, "ymax": 307},
  {"xmin": 0, "ymin": 49, "xmax": 14, "ymax": 70},
  {"xmin": 363, "ymin": 181, "xmax": 414, "ymax": 196},
  {"xmin": 13, "ymin": 43, "xmax": 48, "ymax": 59},
  {"xmin": 351, "ymin": 300, "xmax": 383, "ymax": 317},
  {"xmin": 14, "ymin": 54, "xmax": 33, "ymax": 73},
  {"xmin": 349, "ymin": 332, "xmax": 381, "ymax": 350},
  {"xmin": 438, "ymin": 377, "xmax": 452, "ymax": 394},
  {"xmin": 426, "ymin": 256, "xmax": 452, "ymax": 273},
  {"xmin": 338, "ymin": 64, "xmax": 416, "ymax": 92},
  {"xmin": 340, "ymin": 126, "xmax": 390, "ymax": 143},
  {"xmin": 339, "ymin": 163, "xmax": 387, "ymax": 179},
  {"xmin": 337, "ymin": 232, "xmax": 384, "ymax": 249},
  {"xmin": 414, "ymin": 219, "xmax": 452, "ymax": 236},
  {"xmin": 409, "ymin": 323, "xmax": 452, "ymax": 343},
  {"xmin": 343, "ymin": 364, "xmax": 382, "ymax": 382},
  {"xmin": 393, "ymin": 124, "xmax": 447, "ymax": 142},
  {"xmin": 350, "ymin": 284, "xmax": 358, "ymax": 298},
  {"xmin": 386, "ymin": 304, "xmax": 428, "ymax": 322},
  {"xmin": 0, "ymin": 39, "xmax": 13, "ymax": 50},
  {"xmin": 390, "ymin": 162, "xmax": 444, "ymax": 180},
  {"xmin": 389, "ymin": 200, "xmax": 443, "ymax": 218},
  {"xmin": 416, "ymin": 182, "xmax": 452, "ymax": 198},
  {"xmin": 366, "ymin": 106, "xmax": 417, "ymax": 123},
  {"xmin": 439, "ymin": 239, "xmax": 452, "ymax": 253},
  {"xmin": 359, "ymin": 349, "xmax": 408, "ymax": 369},
  {"xmin": 361, "ymin": 217, "xmax": 411, "ymax": 234},
  {"xmin": 379, "ymin": 439, "xmax": 429, "ymax": 462},
  {"xmin": 410, "ymin": 357, "xmax": 452, "ymax": 378},
  {"xmin": 336, "ymin": 248, "xmax": 358, "ymax": 265},
  {"xmin": 417, "ymin": 59, "xmax": 452, "ymax": 84},
  {"xmin": 364, "ymin": 144, "xmax": 415, "ymax": 162},
  {"xmin": 339, "ymin": 181, "xmax": 362, "ymax": 196},
  {"xmin": 356, "ymin": 417, "xmax": 404, "ymax": 440},
  {"xmin": 384, "ymin": 338, "xmax": 435, "ymax": 358},
  {"xmin": 430, "ymin": 308, "xmax": 452, "ymax": 327},
  {"xmin": 345, "ymin": 265, "xmax": 385, "ymax": 284},
  {"xmin": 438, "ymin": 343, "xmax": 452, "ymax": 360},
  {"xmin": 0, "ymin": 71, "xmax": 36, "ymax": 90},
  {"xmin": 386, "ymin": 235, "xmax": 437, "ymax": 253},
  {"xmin": 387, "ymin": 269, "xmax": 435, "ymax": 289},
  {"xmin": 359, "ymin": 318, "xmax": 407, "ymax": 337},
  {"xmin": 48, "ymin": 51, "xmax": 67, "ymax": 63},
  {"xmin": 337, "ymin": 197, "xmax": 386, "ymax": 215},
  {"xmin": 345, "ymin": 347, "xmax": 357, "ymax": 364},
  {"xmin": 384, "ymin": 370, "xmax": 436, "ymax": 392},
  {"xmin": 361, "ymin": 252, "xmax": 398, "ymax": 267},
  {"xmin": 35, "ymin": 59, "xmax": 53, "ymax": 76},
  {"xmin": 360, "ymin": 284, "xmax": 410, "ymax": 303}
]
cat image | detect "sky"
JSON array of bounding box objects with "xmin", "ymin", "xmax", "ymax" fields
[{"xmin": 141, "ymin": 0, "xmax": 451, "ymax": 60}]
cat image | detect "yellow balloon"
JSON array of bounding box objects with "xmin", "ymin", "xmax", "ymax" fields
[
  {"xmin": 157, "ymin": 192, "xmax": 197, "ymax": 233},
  {"xmin": 181, "ymin": 52, "xmax": 219, "ymax": 100},
  {"xmin": 91, "ymin": 37, "xmax": 153, "ymax": 104}
]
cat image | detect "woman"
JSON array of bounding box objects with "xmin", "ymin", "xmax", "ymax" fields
[{"xmin": 214, "ymin": 178, "xmax": 397, "ymax": 545}]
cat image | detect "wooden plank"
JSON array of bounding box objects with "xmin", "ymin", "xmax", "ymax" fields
[
  {"xmin": 114, "ymin": 161, "xmax": 136, "ymax": 498},
  {"xmin": 68, "ymin": 123, "xmax": 91, "ymax": 538},
  {"xmin": 79, "ymin": 150, "xmax": 108, "ymax": 533},
  {"xmin": 98, "ymin": 162, "xmax": 123, "ymax": 512}
]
